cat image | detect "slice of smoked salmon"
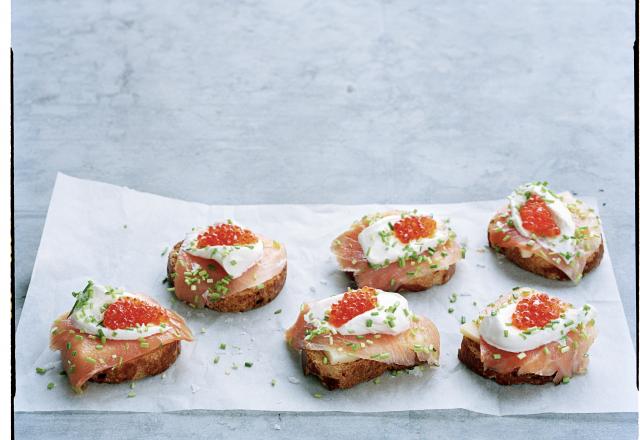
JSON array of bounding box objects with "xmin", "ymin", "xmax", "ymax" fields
[
  {"xmin": 173, "ymin": 237, "xmax": 286, "ymax": 308},
  {"xmin": 477, "ymin": 293, "xmax": 596, "ymax": 383},
  {"xmin": 50, "ymin": 300, "xmax": 193, "ymax": 392},
  {"xmin": 331, "ymin": 212, "xmax": 462, "ymax": 291},
  {"xmin": 488, "ymin": 192, "xmax": 602, "ymax": 282},
  {"xmin": 285, "ymin": 305, "xmax": 440, "ymax": 367}
]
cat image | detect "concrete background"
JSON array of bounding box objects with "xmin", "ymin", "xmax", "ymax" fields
[{"xmin": 13, "ymin": 0, "xmax": 636, "ymax": 438}]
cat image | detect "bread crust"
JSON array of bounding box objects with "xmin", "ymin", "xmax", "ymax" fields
[
  {"xmin": 488, "ymin": 232, "xmax": 604, "ymax": 281},
  {"xmin": 167, "ymin": 241, "xmax": 286, "ymax": 312},
  {"xmin": 457, "ymin": 336, "xmax": 554, "ymax": 385},
  {"xmin": 90, "ymin": 340, "xmax": 181, "ymax": 384},
  {"xmin": 301, "ymin": 349, "xmax": 426, "ymax": 390}
]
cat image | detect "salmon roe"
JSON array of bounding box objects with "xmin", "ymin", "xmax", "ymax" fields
[
  {"xmin": 511, "ymin": 293, "xmax": 563, "ymax": 330},
  {"xmin": 518, "ymin": 195, "xmax": 561, "ymax": 237},
  {"xmin": 103, "ymin": 297, "xmax": 168, "ymax": 330},
  {"xmin": 328, "ymin": 287, "xmax": 378, "ymax": 327},
  {"xmin": 393, "ymin": 216, "xmax": 437, "ymax": 244},
  {"xmin": 196, "ymin": 223, "xmax": 258, "ymax": 247}
]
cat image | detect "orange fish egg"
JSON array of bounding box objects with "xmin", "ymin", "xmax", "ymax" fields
[
  {"xmin": 102, "ymin": 297, "xmax": 168, "ymax": 330},
  {"xmin": 328, "ymin": 287, "xmax": 378, "ymax": 327},
  {"xmin": 393, "ymin": 216, "xmax": 437, "ymax": 244},
  {"xmin": 519, "ymin": 195, "xmax": 561, "ymax": 237},
  {"xmin": 511, "ymin": 293, "xmax": 563, "ymax": 330},
  {"xmin": 196, "ymin": 223, "xmax": 258, "ymax": 247}
]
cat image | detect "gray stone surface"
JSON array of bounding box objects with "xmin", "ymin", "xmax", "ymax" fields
[{"xmin": 13, "ymin": 0, "xmax": 636, "ymax": 438}]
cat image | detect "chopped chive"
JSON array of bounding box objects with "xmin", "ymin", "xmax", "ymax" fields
[
  {"xmin": 219, "ymin": 343, "xmax": 226, "ymax": 350},
  {"xmin": 47, "ymin": 382, "xmax": 55, "ymax": 390},
  {"xmin": 36, "ymin": 367, "xmax": 47, "ymax": 375},
  {"xmin": 448, "ymin": 307, "xmax": 454, "ymax": 314},
  {"xmin": 562, "ymin": 376, "xmax": 571, "ymax": 384},
  {"xmin": 313, "ymin": 393, "xmax": 323, "ymax": 399},
  {"xmin": 274, "ymin": 309, "xmax": 282, "ymax": 315},
  {"xmin": 516, "ymin": 352, "xmax": 527, "ymax": 360},
  {"xmin": 366, "ymin": 319, "xmax": 373, "ymax": 328},
  {"xmin": 543, "ymin": 347, "xmax": 551, "ymax": 355},
  {"xmin": 322, "ymin": 356, "xmax": 328, "ymax": 365},
  {"xmin": 213, "ymin": 356, "xmax": 220, "ymax": 364},
  {"xmin": 244, "ymin": 362, "xmax": 253, "ymax": 368},
  {"xmin": 492, "ymin": 354, "xmax": 502, "ymax": 360},
  {"xmin": 503, "ymin": 330, "xmax": 509, "ymax": 337},
  {"xmin": 271, "ymin": 379, "xmax": 277, "ymax": 387},
  {"xmin": 127, "ymin": 391, "xmax": 136, "ymax": 398}
]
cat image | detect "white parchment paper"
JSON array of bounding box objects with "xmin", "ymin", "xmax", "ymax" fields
[{"xmin": 15, "ymin": 174, "xmax": 637, "ymax": 415}]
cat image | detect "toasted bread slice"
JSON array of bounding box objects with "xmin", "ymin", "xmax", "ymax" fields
[
  {"xmin": 301, "ymin": 349, "xmax": 426, "ymax": 390},
  {"xmin": 167, "ymin": 241, "xmax": 286, "ymax": 312},
  {"xmin": 90, "ymin": 340, "xmax": 181, "ymax": 384},
  {"xmin": 458, "ymin": 336, "xmax": 553, "ymax": 385},
  {"xmin": 488, "ymin": 233, "xmax": 604, "ymax": 281}
]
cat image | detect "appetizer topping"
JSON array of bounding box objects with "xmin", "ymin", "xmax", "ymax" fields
[
  {"xmin": 103, "ymin": 297, "xmax": 168, "ymax": 330},
  {"xmin": 305, "ymin": 288, "xmax": 412, "ymax": 336},
  {"xmin": 506, "ymin": 182, "xmax": 578, "ymax": 262},
  {"xmin": 287, "ymin": 289, "xmax": 440, "ymax": 368},
  {"xmin": 519, "ymin": 195, "xmax": 561, "ymax": 237},
  {"xmin": 69, "ymin": 281, "xmax": 172, "ymax": 340},
  {"xmin": 489, "ymin": 182, "xmax": 603, "ymax": 282},
  {"xmin": 357, "ymin": 212, "xmax": 454, "ymax": 266},
  {"xmin": 473, "ymin": 288, "xmax": 596, "ymax": 352},
  {"xmin": 393, "ymin": 215, "xmax": 437, "ymax": 244},
  {"xmin": 511, "ymin": 293, "xmax": 563, "ymax": 330},
  {"xmin": 182, "ymin": 220, "xmax": 264, "ymax": 279},
  {"xmin": 196, "ymin": 223, "xmax": 258, "ymax": 247},
  {"xmin": 328, "ymin": 287, "xmax": 378, "ymax": 327}
]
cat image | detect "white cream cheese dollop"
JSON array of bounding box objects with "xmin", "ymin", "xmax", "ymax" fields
[
  {"xmin": 182, "ymin": 223, "xmax": 264, "ymax": 279},
  {"xmin": 304, "ymin": 289, "xmax": 411, "ymax": 336},
  {"xmin": 507, "ymin": 183, "xmax": 576, "ymax": 261},
  {"xmin": 478, "ymin": 297, "xmax": 596, "ymax": 353},
  {"xmin": 69, "ymin": 283, "xmax": 169, "ymax": 340},
  {"xmin": 357, "ymin": 214, "xmax": 451, "ymax": 266}
]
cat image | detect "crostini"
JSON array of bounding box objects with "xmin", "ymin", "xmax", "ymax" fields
[
  {"xmin": 167, "ymin": 221, "xmax": 287, "ymax": 312},
  {"xmin": 458, "ymin": 287, "xmax": 597, "ymax": 385},
  {"xmin": 488, "ymin": 182, "xmax": 603, "ymax": 282},
  {"xmin": 285, "ymin": 287, "xmax": 440, "ymax": 390},
  {"xmin": 331, "ymin": 211, "xmax": 463, "ymax": 292},
  {"xmin": 50, "ymin": 281, "xmax": 193, "ymax": 392}
]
